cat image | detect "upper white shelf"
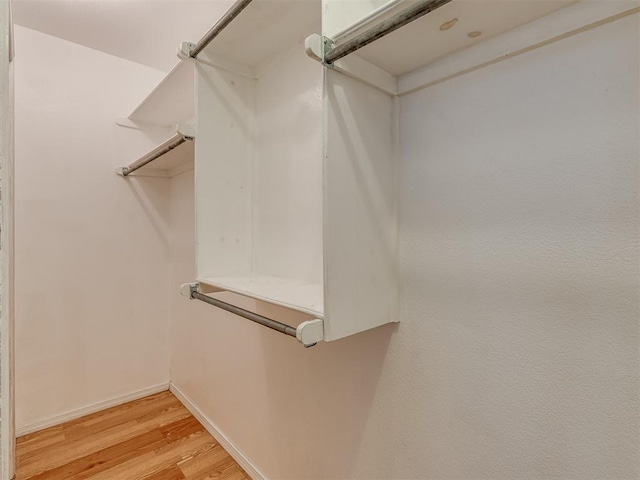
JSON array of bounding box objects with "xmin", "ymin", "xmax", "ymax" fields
[
  {"xmin": 323, "ymin": 0, "xmax": 576, "ymax": 77},
  {"xmin": 197, "ymin": 0, "xmax": 319, "ymax": 72},
  {"xmin": 130, "ymin": 135, "xmax": 193, "ymax": 178},
  {"xmin": 117, "ymin": 60, "xmax": 195, "ymax": 176},
  {"xmin": 356, "ymin": 0, "xmax": 576, "ymax": 76},
  {"xmin": 128, "ymin": 61, "xmax": 194, "ymax": 128}
]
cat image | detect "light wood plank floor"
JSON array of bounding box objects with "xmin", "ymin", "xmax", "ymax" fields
[{"xmin": 16, "ymin": 391, "xmax": 250, "ymax": 480}]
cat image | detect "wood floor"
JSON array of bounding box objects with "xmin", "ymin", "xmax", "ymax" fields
[{"xmin": 16, "ymin": 391, "xmax": 250, "ymax": 480}]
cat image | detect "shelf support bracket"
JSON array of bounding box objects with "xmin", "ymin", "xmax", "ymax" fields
[
  {"xmin": 180, "ymin": 283, "xmax": 324, "ymax": 348},
  {"xmin": 305, "ymin": 34, "xmax": 333, "ymax": 68}
]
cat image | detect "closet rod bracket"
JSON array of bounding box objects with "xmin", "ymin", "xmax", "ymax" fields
[
  {"xmin": 177, "ymin": 42, "xmax": 197, "ymax": 61},
  {"xmin": 180, "ymin": 282, "xmax": 200, "ymax": 299},
  {"xmin": 305, "ymin": 34, "xmax": 334, "ymax": 68},
  {"xmin": 180, "ymin": 283, "xmax": 324, "ymax": 348},
  {"xmin": 308, "ymin": 0, "xmax": 452, "ymax": 65}
]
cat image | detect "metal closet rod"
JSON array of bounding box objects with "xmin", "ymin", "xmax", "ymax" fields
[
  {"xmin": 122, "ymin": 133, "xmax": 193, "ymax": 177},
  {"xmin": 325, "ymin": 0, "xmax": 453, "ymax": 64},
  {"xmin": 190, "ymin": 290, "xmax": 298, "ymax": 339},
  {"xmin": 189, "ymin": 0, "xmax": 254, "ymax": 58}
]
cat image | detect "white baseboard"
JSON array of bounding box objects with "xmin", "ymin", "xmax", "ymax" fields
[
  {"xmin": 169, "ymin": 383, "xmax": 267, "ymax": 480},
  {"xmin": 16, "ymin": 382, "xmax": 170, "ymax": 437}
]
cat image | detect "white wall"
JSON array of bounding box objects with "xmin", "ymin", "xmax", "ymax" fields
[
  {"xmin": 170, "ymin": 13, "xmax": 639, "ymax": 480},
  {"xmin": 14, "ymin": 26, "xmax": 171, "ymax": 429}
]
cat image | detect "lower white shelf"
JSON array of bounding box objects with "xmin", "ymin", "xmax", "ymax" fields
[
  {"xmin": 116, "ymin": 125, "xmax": 194, "ymax": 178},
  {"xmin": 198, "ymin": 275, "xmax": 324, "ymax": 319},
  {"xmin": 136, "ymin": 138, "xmax": 193, "ymax": 177}
]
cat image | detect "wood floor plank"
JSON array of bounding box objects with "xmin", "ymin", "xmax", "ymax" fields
[
  {"xmin": 141, "ymin": 464, "xmax": 187, "ymax": 480},
  {"xmin": 18, "ymin": 404, "xmax": 191, "ymax": 478},
  {"xmin": 178, "ymin": 443, "xmax": 231, "ymax": 479},
  {"xmin": 20, "ymin": 428, "xmax": 167, "ymax": 480},
  {"xmin": 16, "ymin": 392, "xmax": 248, "ymax": 480},
  {"xmin": 160, "ymin": 416, "xmax": 206, "ymax": 444},
  {"xmin": 65, "ymin": 391, "xmax": 175, "ymax": 433},
  {"xmin": 86, "ymin": 431, "xmax": 214, "ymax": 480},
  {"xmin": 16, "ymin": 425, "xmax": 65, "ymax": 450},
  {"xmin": 218, "ymin": 464, "xmax": 250, "ymax": 480},
  {"xmin": 63, "ymin": 392, "xmax": 181, "ymax": 441},
  {"xmin": 192, "ymin": 455, "xmax": 249, "ymax": 480},
  {"xmin": 15, "ymin": 433, "xmax": 66, "ymax": 457}
]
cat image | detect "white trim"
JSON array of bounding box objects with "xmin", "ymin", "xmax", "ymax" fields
[
  {"xmin": 1, "ymin": 0, "xmax": 15, "ymax": 476},
  {"xmin": 15, "ymin": 383, "xmax": 170, "ymax": 437},
  {"xmin": 398, "ymin": 1, "xmax": 640, "ymax": 96},
  {"xmin": 169, "ymin": 383, "xmax": 268, "ymax": 480}
]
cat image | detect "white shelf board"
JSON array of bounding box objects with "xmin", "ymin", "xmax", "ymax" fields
[
  {"xmin": 398, "ymin": 0, "xmax": 640, "ymax": 95},
  {"xmin": 128, "ymin": 61, "xmax": 194, "ymax": 128},
  {"xmin": 198, "ymin": 275, "xmax": 324, "ymax": 318},
  {"xmin": 343, "ymin": 0, "xmax": 577, "ymax": 77},
  {"xmin": 199, "ymin": 0, "xmax": 320, "ymax": 71},
  {"xmin": 124, "ymin": 134, "xmax": 194, "ymax": 178}
]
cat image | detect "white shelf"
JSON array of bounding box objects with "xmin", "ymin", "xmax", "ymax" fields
[
  {"xmin": 117, "ymin": 60, "xmax": 196, "ymax": 177},
  {"xmin": 128, "ymin": 61, "xmax": 194, "ymax": 128},
  {"xmin": 143, "ymin": 138, "xmax": 193, "ymax": 177},
  {"xmin": 193, "ymin": 0, "xmax": 398, "ymax": 343},
  {"xmin": 199, "ymin": 275, "xmax": 324, "ymax": 318},
  {"xmin": 124, "ymin": 138, "xmax": 193, "ymax": 178},
  {"xmin": 117, "ymin": 127, "xmax": 194, "ymax": 178},
  {"xmin": 325, "ymin": 0, "xmax": 576, "ymax": 77},
  {"xmin": 189, "ymin": 0, "xmax": 633, "ymax": 346},
  {"xmin": 195, "ymin": 0, "xmax": 328, "ymax": 332},
  {"xmin": 197, "ymin": 0, "xmax": 320, "ymax": 72}
]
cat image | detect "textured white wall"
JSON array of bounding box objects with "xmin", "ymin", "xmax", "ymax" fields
[
  {"xmin": 396, "ymin": 14, "xmax": 638, "ymax": 479},
  {"xmin": 170, "ymin": 13, "xmax": 639, "ymax": 480},
  {"xmin": 14, "ymin": 26, "xmax": 171, "ymax": 428}
]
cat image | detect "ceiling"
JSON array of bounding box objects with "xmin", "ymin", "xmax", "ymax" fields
[{"xmin": 11, "ymin": 0, "xmax": 237, "ymax": 72}]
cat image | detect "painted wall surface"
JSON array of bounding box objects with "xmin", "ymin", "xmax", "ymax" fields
[
  {"xmin": 14, "ymin": 26, "xmax": 170, "ymax": 428},
  {"xmin": 170, "ymin": 14, "xmax": 639, "ymax": 480}
]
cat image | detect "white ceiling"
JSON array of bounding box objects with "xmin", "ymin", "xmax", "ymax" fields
[{"xmin": 12, "ymin": 0, "xmax": 237, "ymax": 72}]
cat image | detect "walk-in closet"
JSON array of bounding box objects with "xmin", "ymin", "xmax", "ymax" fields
[{"xmin": 0, "ymin": 0, "xmax": 637, "ymax": 478}]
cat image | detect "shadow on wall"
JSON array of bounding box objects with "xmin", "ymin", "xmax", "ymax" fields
[
  {"xmin": 122, "ymin": 177, "xmax": 171, "ymax": 251},
  {"xmin": 258, "ymin": 304, "xmax": 396, "ymax": 478},
  {"xmin": 112, "ymin": 118, "xmax": 176, "ymax": 252},
  {"xmin": 174, "ymin": 289, "xmax": 397, "ymax": 478}
]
